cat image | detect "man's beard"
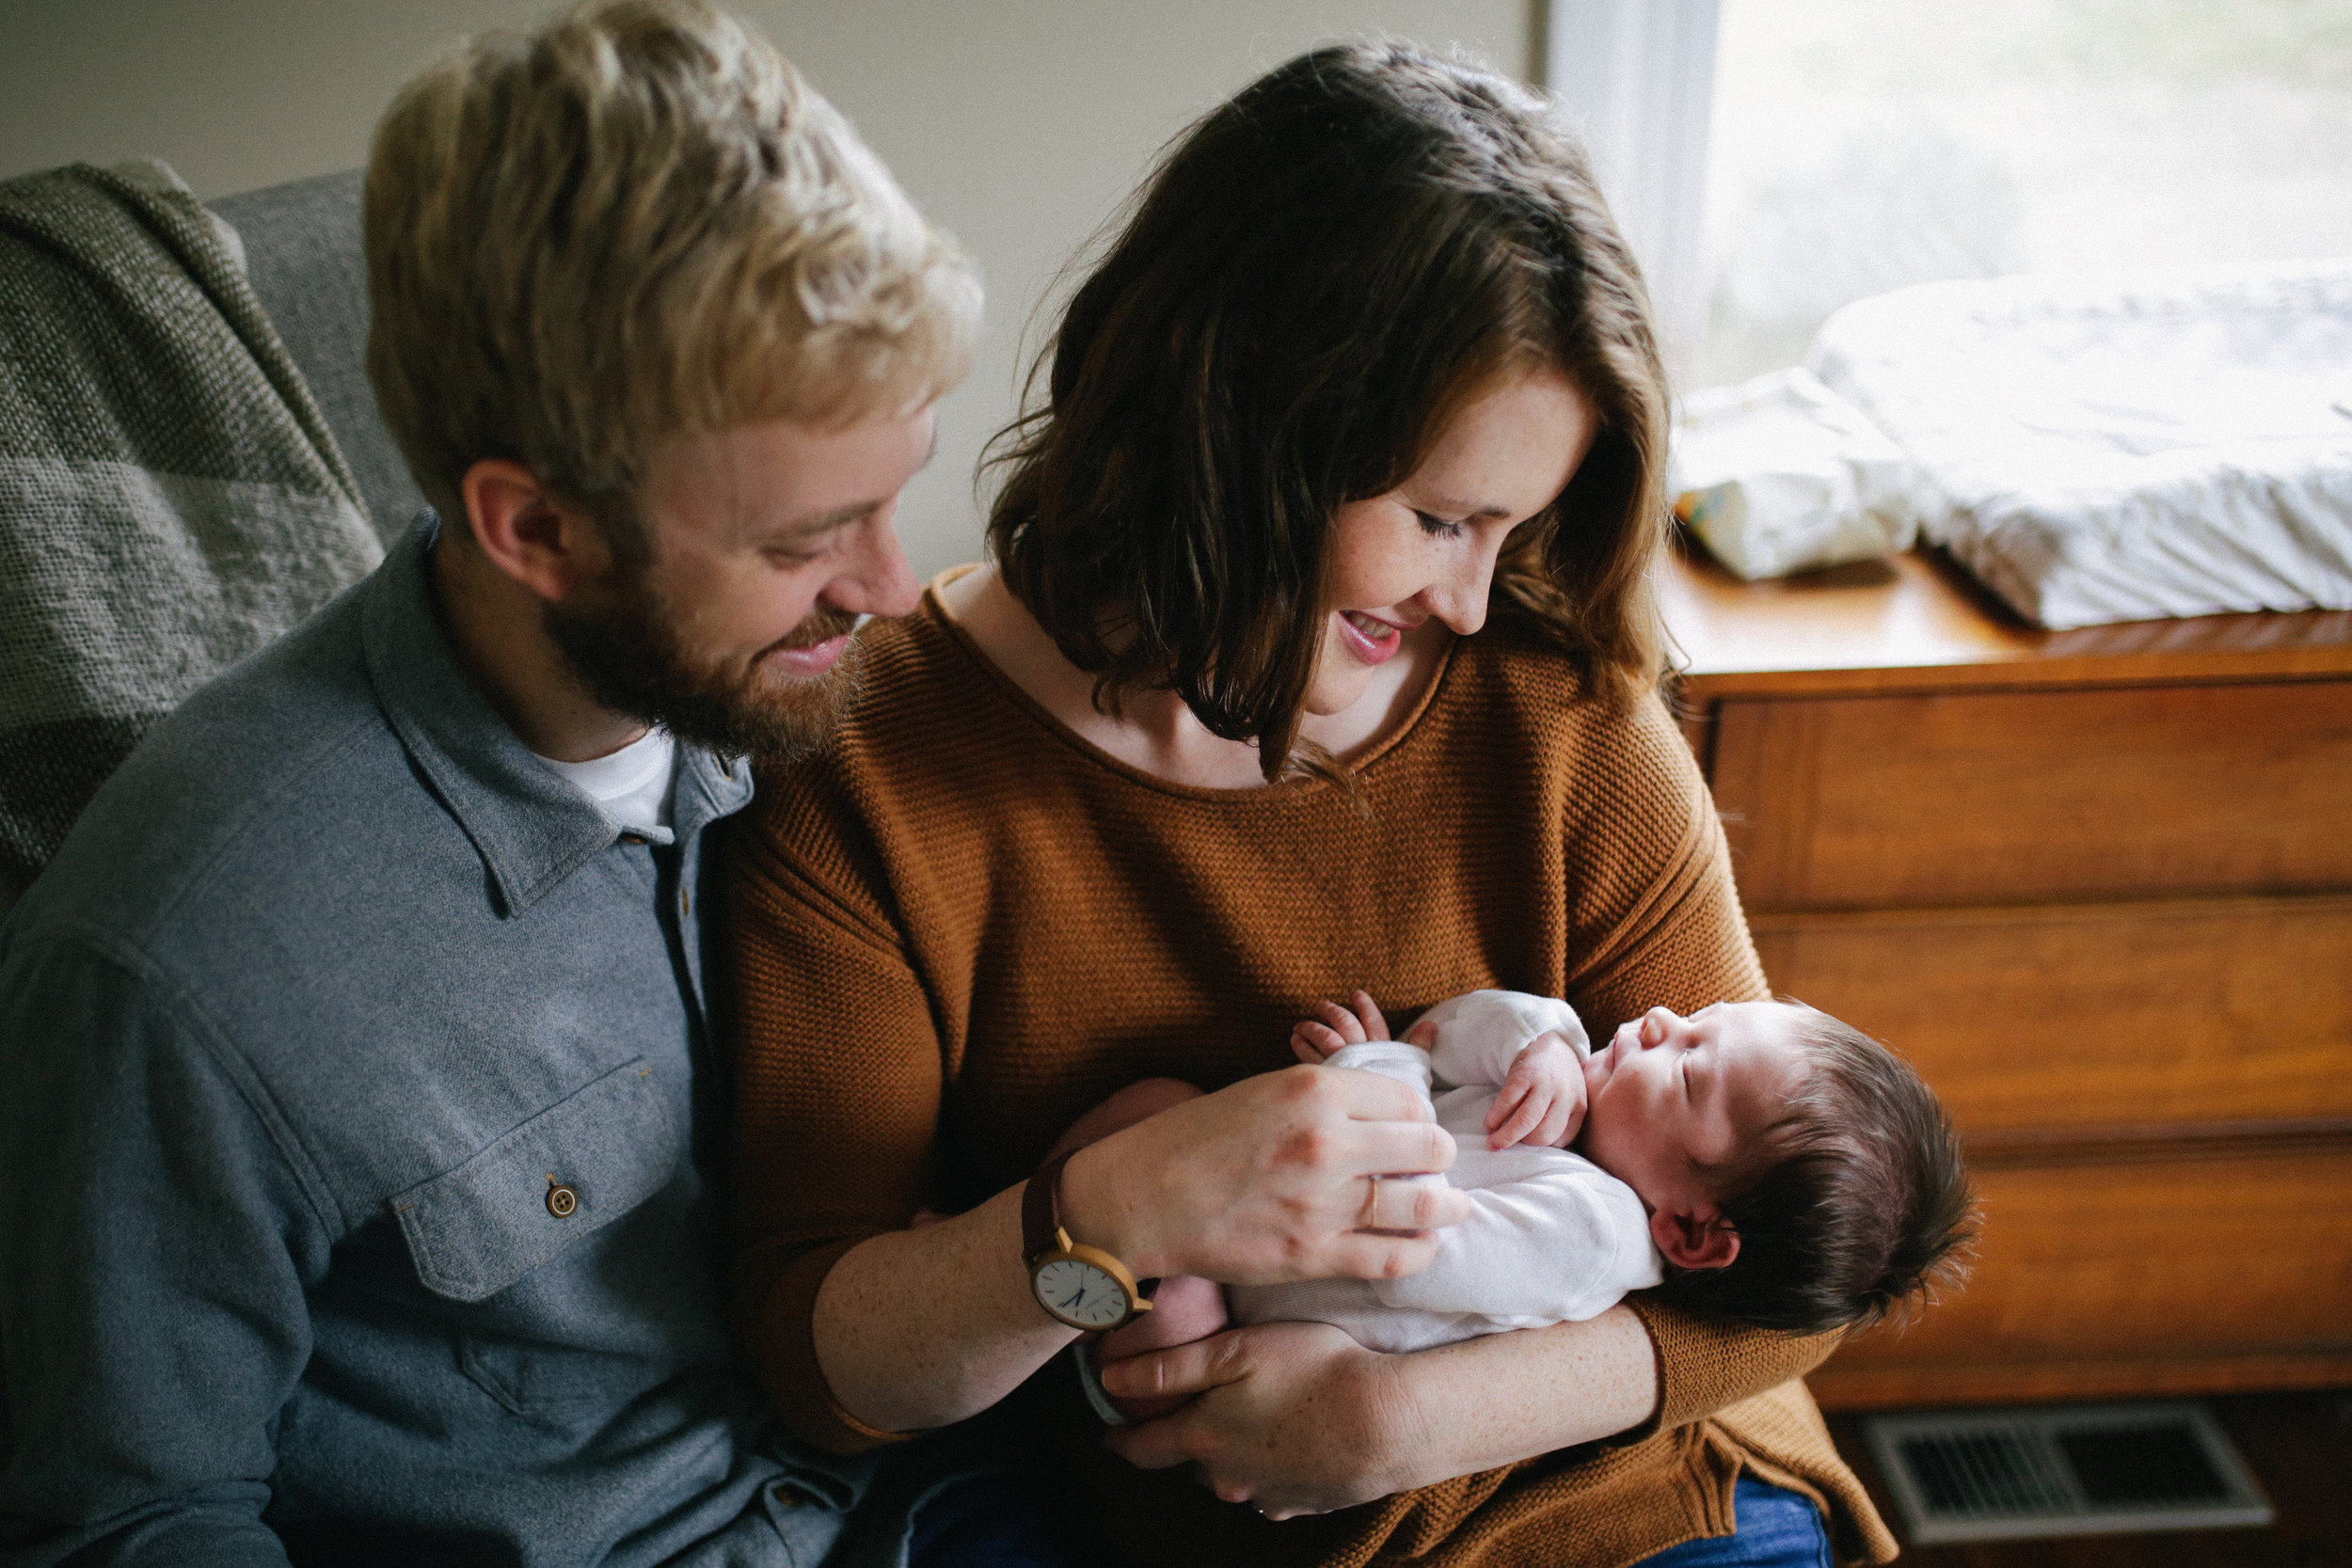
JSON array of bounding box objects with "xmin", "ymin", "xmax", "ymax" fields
[{"xmin": 542, "ymin": 566, "xmax": 862, "ymax": 765}]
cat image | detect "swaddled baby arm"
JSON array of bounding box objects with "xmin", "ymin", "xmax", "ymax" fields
[
  {"xmin": 1370, "ymin": 1155, "xmax": 1662, "ymax": 1325},
  {"xmin": 1414, "ymin": 990, "xmax": 1593, "ymax": 1149}
]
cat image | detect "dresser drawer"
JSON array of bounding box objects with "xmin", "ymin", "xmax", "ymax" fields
[
  {"xmin": 1710, "ymin": 679, "xmax": 2352, "ymax": 910},
  {"xmin": 1752, "ymin": 895, "xmax": 2352, "ymax": 1136},
  {"xmin": 1811, "ymin": 1147, "xmax": 2352, "ymax": 1409}
]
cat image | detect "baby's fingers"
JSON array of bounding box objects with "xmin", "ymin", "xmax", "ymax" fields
[
  {"xmin": 1349, "ymin": 990, "xmax": 1392, "ymax": 1042},
  {"xmin": 1486, "ymin": 1085, "xmax": 1549, "ymax": 1150},
  {"xmin": 1292, "ymin": 1020, "xmax": 1350, "ymax": 1063},
  {"xmin": 1311, "ymin": 998, "xmax": 1371, "ymax": 1046}
]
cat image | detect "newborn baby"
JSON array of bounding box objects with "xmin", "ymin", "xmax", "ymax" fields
[
  {"xmin": 1231, "ymin": 989, "xmax": 1692, "ymax": 1353},
  {"xmin": 1080, "ymin": 988, "xmax": 1970, "ymax": 1423}
]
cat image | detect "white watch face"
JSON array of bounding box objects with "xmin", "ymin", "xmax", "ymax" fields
[{"xmin": 1033, "ymin": 1257, "xmax": 1132, "ymax": 1329}]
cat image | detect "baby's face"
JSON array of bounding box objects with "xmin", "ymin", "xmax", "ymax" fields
[{"xmin": 1577, "ymin": 1002, "xmax": 1812, "ymax": 1219}]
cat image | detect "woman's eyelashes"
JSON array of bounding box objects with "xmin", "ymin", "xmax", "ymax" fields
[{"xmin": 1412, "ymin": 508, "xmax": 1464, "ymax": 539}]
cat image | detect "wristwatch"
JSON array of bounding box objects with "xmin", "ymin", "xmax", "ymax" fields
[{"xmin": 1024, "ymin": 1149, "xmax": 1157, "ymax": 1332}]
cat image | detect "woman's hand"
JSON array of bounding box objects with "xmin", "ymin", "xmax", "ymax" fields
[
  {"xmin": 1058, "ymin": 1064, "xmax": 1469, "ymax": 1284},
  {"xmin": 1098, "ymin": 1321, "xmax": 1427, "ymax": 1519},
  {"xmin": 1099, "ymin": 1307, "xmax": 1661, "ymax": 1518}
]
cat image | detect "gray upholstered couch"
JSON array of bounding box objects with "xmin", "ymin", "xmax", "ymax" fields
[{"xmin": 208, "ymin": 169, "xmax": 424, "ymax": 547}]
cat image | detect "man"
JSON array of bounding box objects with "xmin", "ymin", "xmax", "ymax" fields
[{"xmin": 0, "ymin": 2, "xmax": 978, "ymax": 1561}]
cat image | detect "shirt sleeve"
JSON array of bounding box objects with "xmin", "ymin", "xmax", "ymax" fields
[
  {"xmin": 0, "ymin": 936, "xmax": 327, "ymax": 1567},
  {"xmin": 716, "ymin": 804, "xmax": 943, "ymax": 1455},
  {"xmin": 1420, "ymin": 990, "xmax": 1590, "ymax": 1089}
]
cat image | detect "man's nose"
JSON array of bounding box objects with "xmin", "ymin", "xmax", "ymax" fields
[{"xmin": 826, "ymin": 515, "xmax": 921, "ymax": 619}]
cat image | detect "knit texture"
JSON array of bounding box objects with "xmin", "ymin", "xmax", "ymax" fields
[
  {"xmin": 722, "ymin": 586, "xmax": 1896, "ymax": 1567},
  {"xmin": 0, "ymin": 160, "xmax": 379, "ymax": 903}
]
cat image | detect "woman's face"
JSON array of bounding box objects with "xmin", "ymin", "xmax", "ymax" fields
[{"xmin": 1308, "ymin": 368, "xmax": 1599, "ymax": 718}]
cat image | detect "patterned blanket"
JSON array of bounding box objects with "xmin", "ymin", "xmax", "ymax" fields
[{"xmin": 0, "ymin": 160, "xmax": 382, "ymax": 907}]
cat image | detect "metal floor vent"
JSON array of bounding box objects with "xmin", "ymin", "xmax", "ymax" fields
[{"xmin": 1863, "ymin": 1401, "xmax": 2274, "ymax": 1544}]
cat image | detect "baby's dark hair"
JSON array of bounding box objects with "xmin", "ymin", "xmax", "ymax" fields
[{"xmin": 1655, "ymin": 1006, "xmax": 1975, "ymax": 1336}]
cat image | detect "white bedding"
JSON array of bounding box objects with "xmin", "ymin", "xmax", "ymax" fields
[{"xmin": 1805, "ymin": 261, "xmax": 2352, "ymax": 629}]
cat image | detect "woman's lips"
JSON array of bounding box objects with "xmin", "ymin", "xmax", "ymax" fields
[
  {"xmin": 1334, "ymin": 610, "xmax": 1405, "ymax": 666},
  {"xmin": 765, "ymin": 632, "xmax": 850, "ymax": 676}
]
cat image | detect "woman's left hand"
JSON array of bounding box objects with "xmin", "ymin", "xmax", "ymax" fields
[{"xmin": 1097, "ymin": 1321, "xmax": 1428, "ymax": 1519}]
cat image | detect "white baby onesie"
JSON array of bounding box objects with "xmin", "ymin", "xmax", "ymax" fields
[{"xmin": 1227, "ymin": 990, "xmax": 1663, "ymax": 1354}]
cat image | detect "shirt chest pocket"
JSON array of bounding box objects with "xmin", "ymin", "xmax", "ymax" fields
[{"xmin": 392, "ymin": 1056, "xmax": 679, "ymax": 1303}]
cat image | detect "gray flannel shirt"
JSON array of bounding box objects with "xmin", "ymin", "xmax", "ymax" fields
[{"xmin": 0, "ymin": 518, "xmax": 878, "ymax": 1566}]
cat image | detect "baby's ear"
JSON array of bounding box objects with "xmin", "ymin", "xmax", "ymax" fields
[{"xmin": 1651, "ymin": 1207, "xmax": 1740, "ymax": 1271}]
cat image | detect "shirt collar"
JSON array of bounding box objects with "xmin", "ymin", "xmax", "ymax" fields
[{"xmin": 358, "ymin": 515, "xmax": 755, "ymax": 916}]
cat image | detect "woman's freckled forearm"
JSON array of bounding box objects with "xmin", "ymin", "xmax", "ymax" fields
[
  {"xmin": 1382, "ymin": 1306, "xmax": 1660, "ymax": 1478},
  {"xmin": 808, "ymin": 1185, "xmax": 1076, "ymax": 1433}
]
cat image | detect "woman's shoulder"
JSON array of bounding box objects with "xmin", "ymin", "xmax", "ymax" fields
[
  {"xmin": 1434, "ymin": 624, "xmax": 1692, "ymax": 782},
  {"xmin": 743, "ymin": 600, "xmax": 1000, "ymax": 832},
  {"xmin": 1424, "ymin": 626, "xmax": 1720, "ymax": 907}
]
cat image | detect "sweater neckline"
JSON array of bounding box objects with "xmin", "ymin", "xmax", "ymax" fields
[{"xmin": 916, "ymin": 565, "xmax": 1460, "ymax": 804}]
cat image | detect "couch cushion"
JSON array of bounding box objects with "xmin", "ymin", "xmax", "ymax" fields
[{"xmin": 211, "ymin": 170, "xmax": 425, "ymax": 546}]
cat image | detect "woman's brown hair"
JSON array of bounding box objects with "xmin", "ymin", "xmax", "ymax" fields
[{"xmin": 985, "ymin": 41, "xmax": 1672, "ymax": 780}]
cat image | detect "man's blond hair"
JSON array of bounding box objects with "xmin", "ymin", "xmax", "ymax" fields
[{"xmin": 365, "ymin": 0, "xmax": 979, "ymax": 539}]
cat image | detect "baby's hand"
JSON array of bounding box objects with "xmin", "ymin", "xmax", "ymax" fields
[
  {"xmin": 1484, "ymin": 1031, "xmax": 1588, "ymax": 1149},
  {"xmin": 1290, "ymin": 990, "xmax": 1393, "ymax": 1064}
]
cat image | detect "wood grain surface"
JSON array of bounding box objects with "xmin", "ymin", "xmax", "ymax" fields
[
  {"xmin": 1809, "ymin": 1148, "xmax": 2352, "ymax": 1410},
  {"xmin": 1709, "ymin": 682, "xmax": 2352, "ymax": 910},
  {"xmin": 1750, "ymin": 895, "xmax": 2352, "ymax": 1134},
  {"xmin": 1662, "ymin": 544, "xmax": 2352, "ymax": 697}
]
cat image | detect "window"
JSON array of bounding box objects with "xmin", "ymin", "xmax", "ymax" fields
[{"xmin": 1696, "ymin": 0, "xmax": 2352, "ymax": 388}]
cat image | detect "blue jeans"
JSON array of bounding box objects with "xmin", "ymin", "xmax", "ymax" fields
[
  {"xmin": 1633, "ymin": 1478, "xmax": 1834, "ymax": 1568},
  {"xmin": 906, "ymin": 1474, "xmax": 1829, "ymax": 1568}
]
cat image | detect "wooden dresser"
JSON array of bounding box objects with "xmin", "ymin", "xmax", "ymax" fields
[{"xmin": 1660, "ymin": 544, "xmax": 2352, "ymax": 1410}]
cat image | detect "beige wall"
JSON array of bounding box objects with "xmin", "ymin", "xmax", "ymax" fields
[{"xmin": 1, "ymin": 0, "xmax": 1534, "ymax": 576}]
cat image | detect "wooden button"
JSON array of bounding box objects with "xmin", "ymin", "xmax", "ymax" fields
[{"xmin": 546, "ymin": 1182, "xmax": 579, "ymax": 1218}]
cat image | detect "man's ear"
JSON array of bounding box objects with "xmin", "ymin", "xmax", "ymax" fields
[
  {"xmin": 457, "ymin": 458, "xmax": 612, "ymax": 604},
  {"xmin": 1650, "ymin": 1204, "xmax": 1740, "ymax": 1271}
]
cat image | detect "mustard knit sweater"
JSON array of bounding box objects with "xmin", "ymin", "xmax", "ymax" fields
[{"xmin": 721, "ymin": 586, "xmax": 1897, "ymax": 1568}]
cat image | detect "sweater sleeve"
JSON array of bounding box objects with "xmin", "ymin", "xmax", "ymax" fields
[
  {"xmin": 1560, "ymin": 694, "xmax": 1770, "ymax": 1040},
  {"xmin": 717, "ymin": 800, "xmax": 942, "ymax": 1454},
  {"xmin": 1555, "ymin": 693, "xmax": 1830, "ymax": 1432}
]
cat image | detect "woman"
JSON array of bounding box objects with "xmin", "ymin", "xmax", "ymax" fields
[{"xmin": 722, "ymin": 43, "xmax": 1894, "ymax": 1568}]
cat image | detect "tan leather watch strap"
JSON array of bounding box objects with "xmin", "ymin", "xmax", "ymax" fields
[
  {"xmin": 1023, "ymin": 1149, "xmax": 1159, "ymax": 1300},
  {"xmin": 1023, "ymin": 1149, "xmax": 1075, "ymax": 1261}
]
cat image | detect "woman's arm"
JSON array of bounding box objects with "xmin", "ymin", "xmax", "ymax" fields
[
  {"xmin": 807, "ymin": 1067, "xmax": 1468, "ymax": 1434},
  {"xmin": 1100, "ymin": 1297, "xmax": 1839, "ymax": 1518},
  {"xmin": 1100, "ymin": 1307, "xmax": 1659, "ymax": 1517}
]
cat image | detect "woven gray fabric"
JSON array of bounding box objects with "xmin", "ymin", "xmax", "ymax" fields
[{"xmin": 0, "ymin": 159, "xmax": 382, "ymax": 904}]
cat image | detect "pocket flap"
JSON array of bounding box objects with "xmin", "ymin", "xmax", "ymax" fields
[{"xmin": 393, "ymin": 1057, "xmax": 677, "ymax": 1303}]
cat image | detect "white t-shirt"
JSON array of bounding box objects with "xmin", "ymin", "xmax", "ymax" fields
[{"xmin": 536, "ymin": 727, "xmax": 679, "ymax": 844}]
